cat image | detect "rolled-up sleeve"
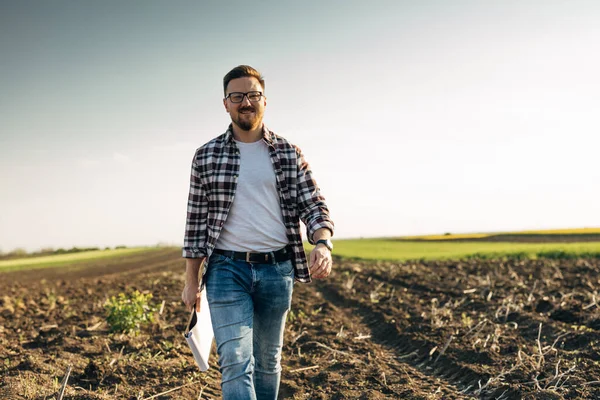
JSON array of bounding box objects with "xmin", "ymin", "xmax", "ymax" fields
[
  {"xmin": 182, "ymin": 158, "xmax": 208, "ymax": 258},
  {"xmin": 295, "ymin": 146, "xmax": 334, "ymax": 244}
]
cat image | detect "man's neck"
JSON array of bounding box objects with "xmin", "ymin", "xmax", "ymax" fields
[{"xmin": 232, "ymin": 124, "xmax": 263, "ymax": 143}]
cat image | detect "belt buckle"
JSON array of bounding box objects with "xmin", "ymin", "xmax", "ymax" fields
[{"xmin": 245, "ymin": 252, "xmax": 271, "ymax": 263}]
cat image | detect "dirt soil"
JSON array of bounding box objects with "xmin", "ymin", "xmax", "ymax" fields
[{"xmin": 1, "ymin": 247, "xmax": 600, "ymax": 399}]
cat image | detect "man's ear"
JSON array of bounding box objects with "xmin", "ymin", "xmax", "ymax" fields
[{"xmin": 223, "ymin": 98, "xmax": 229, "ymax": 112}]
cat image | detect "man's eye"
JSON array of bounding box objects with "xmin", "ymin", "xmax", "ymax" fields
[{"xmin": 248, "ymin": 93, "xmax": 261, "ymax": 101}]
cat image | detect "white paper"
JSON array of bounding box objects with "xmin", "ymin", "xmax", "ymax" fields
[{"xmin": 183, "ymin": 290, "xmax": 214, "ymax": 371}]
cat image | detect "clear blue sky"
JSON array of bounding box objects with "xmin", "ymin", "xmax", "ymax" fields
[{"xmin": 1, "ymin": 0, "xmax": 599, "ymax": 252}]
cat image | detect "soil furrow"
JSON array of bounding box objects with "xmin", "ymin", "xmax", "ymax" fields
[
  {"xmin": 309, "ymin": 280, "xmax": 487, "ymax": 398},
  {"xmin": 3, "ymin": 248, "xmax": 182, "ymax": 283}
]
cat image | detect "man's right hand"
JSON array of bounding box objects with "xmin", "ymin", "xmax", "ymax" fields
[
  {"xmin": 182, "ymin": 257, "xmax": 205, "ymax": 312},
  {"xmin": 182, "ymin": 283, "xmax": 201, "ymax": 312}
]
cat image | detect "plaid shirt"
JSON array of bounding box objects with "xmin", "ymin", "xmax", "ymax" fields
[{"xmin": 183, "ymin": 124, "xmax": 334, "ymax": 283}]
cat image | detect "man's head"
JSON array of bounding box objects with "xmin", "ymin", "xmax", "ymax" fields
[
  {"xmin": 223, "ymin": 65, "xmax": 267, "ymax": 133},
  {"xmin": 223, "ymin": 65, "xmax": 265, "ymax": 96}
]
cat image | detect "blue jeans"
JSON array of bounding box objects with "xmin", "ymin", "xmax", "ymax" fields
[{"xmin": 205, "ymin": 252, "xmax": 294, "ymax": 400}]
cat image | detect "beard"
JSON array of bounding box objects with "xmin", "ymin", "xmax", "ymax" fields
[{"xmin": 232, "ymin": 106, "xmax": 262, "ymax": 131}]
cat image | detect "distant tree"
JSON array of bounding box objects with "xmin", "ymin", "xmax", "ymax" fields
[
  {"xmin": 9, "ymin": 248, "xmax": 28, "ymax": 257},
  {"xmin": 115, "ymin": 245, "xmax": 128, "ymax": 249}
]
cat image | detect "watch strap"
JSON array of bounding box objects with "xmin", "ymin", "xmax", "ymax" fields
[{"xmin": 316, "ymin": 239, "xmax": 332, "ymax": 251}]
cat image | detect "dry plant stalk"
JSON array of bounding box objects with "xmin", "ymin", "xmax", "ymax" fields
[
  {"xmin": 141, "ymin": 381, "xmax": 199, "ymax": 400},
  {"xmin": 464, "ymin": 318, "xmax": 488, "ymax": 337},
  {"xmin": 291, "ymin": 330, "xmax": 307, "ymax": 345},
  {"xmin": 583, "ymin": 293, "xmax": 597, "ymax": 310},
  {"xmin": 527, "ymin": 280, "xmax": 537, "ymax": 304},
  {"xmin": 434, "ymin": 335, "xmax": 453, "ymax": 363},
  {"xmin": 290, "ymin": 365, "xmax": 320, "ymax": 373},
  {"xmin": 475, "ymin": 354, "xmax": 522, "ymax": 395},
  {"xmin": 354, "ymin": 334, "xmax": 371, "ymax": 340},
  {"xmin": 546, "ymin": 361, "xmax": 577, "ymax": 390},
  {"xmin": 536, "ymin": 323, "xmax": 544, "ymax": 370},
  {"xmin": 582, "ymin": 380, "xmax": 600, "ymax": 386},
  {"xmin": 397, "ymin": 350, "xmax": 418, "ymax": 360},
  {"xmin": 304, "ymin": 341, "xmax": 353, "ymax": 358},
  {"xmin": 344, "ymin": 274, "xmax": 356, "ymax": 290},
  {"xmin": 57, "ymin": 365, "xmax": 72, "ymax": 400}
]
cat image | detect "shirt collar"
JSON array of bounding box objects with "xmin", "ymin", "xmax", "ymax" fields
[{"xmin": 225, "ymin": 124, "xmax": 274, "ymax": 145}]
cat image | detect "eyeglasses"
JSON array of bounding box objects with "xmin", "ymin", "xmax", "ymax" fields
[{"xmin": 225, "ymin": 91, "xmax": 263, "ymax": 103}]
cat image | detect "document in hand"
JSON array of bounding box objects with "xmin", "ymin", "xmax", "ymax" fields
[{"xmin": 183, "ymin": 290, "xmax": 214, "ymax": 371}]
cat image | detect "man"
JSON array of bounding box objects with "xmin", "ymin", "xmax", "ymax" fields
[{"xmin": 181, "ymin": 65, "xmax": 334, "ymax": 399}]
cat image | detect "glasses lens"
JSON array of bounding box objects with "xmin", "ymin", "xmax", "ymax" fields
[
  {"xmin": 247, "ymin": 92, "xmax": 262, "ymax": 101},
  {"xmin": 229, "ymin": 93, "xmax": 244, "ymax": 103}
]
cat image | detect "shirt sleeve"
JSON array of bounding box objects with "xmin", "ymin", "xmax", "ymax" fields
[
  {"xmin": 295, "ymin": 146, "xmax": 334, "ymax": 244},
  {"xmin": 182, "ymin": 156, "xmax": 209, "ymax": 258}
]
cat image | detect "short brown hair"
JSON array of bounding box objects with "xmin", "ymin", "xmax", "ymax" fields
[{"xmin": 223, "ymin": 65, "xmax": 265, "ymax": 96}]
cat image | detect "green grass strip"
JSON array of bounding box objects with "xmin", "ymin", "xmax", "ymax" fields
[
  {"xmin": 308, "ymin": 239, "xmax": 600, "ymax": 261},
  {"xmin": 399, "ymin": 227, "xmax": 600, "ymax": 240},
  {"xmin": 0, "ymin": 247, "xmax": 165, "ymax": 272}
]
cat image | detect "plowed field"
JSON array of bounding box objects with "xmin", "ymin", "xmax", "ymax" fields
[{"xmin": 1, "ymin": 247, "xmax": 600, "ymax": 399}]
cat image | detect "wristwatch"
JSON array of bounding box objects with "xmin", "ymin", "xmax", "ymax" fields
[{"xmin": 315, "ymin": 239, "xmax": 333, "ymax": 251}]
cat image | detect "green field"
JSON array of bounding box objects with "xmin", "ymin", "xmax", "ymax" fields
[
  {"xmin": 399, "ymin": 227, "xmax": 600, "ymax": 240},
  {"xmin": 4, "ymin": 232, "xmax": 600, "ymax": 273},
  {"xmin": 0, "ymin": 247, "xmax": 164, "ymax": 272},
  {"xmin": 323, "ymin": 239, "xmax": 600, "ymax": 261}
]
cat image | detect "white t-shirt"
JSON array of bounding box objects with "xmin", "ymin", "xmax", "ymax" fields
[{"xmin": 215, "ymin": 139, "xmax": 289, "ymax": 252}]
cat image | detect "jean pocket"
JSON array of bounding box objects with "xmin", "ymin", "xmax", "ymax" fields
[
  {"xmin": 209, "ymin": 252, "xmax": 229, "ymax": 266},
  {"xmin": 274, "ymin": 260, "xmax": 294, "ymax": 277}
]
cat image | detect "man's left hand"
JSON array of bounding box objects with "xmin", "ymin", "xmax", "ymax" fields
[{"xmin": 309, "ymin": 245, "xmax": 332, "ymax": 279}]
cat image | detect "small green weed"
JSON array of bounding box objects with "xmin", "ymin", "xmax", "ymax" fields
[{"xmin": 104, "ymin": 290, "xmax": 157, "ymax": 334}]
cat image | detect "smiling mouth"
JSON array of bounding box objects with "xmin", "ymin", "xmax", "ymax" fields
[{"xmin": 239, "ymin": 108, "xmax": 255, "ymax": 114}]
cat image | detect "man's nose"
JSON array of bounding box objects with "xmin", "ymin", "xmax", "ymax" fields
[{"xmin": 240, "ymin": 95, "xmax": 252, "ymax": 105}]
